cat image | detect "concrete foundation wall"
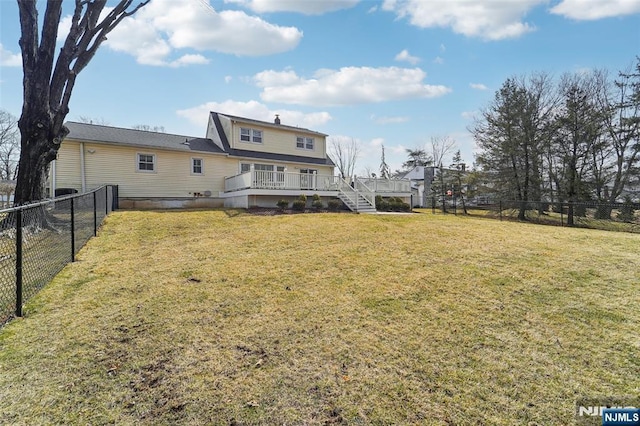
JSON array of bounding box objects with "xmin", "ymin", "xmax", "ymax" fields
[{"xmin": 119, "ymin": 197, "xmax": 225, "ymax": 209}]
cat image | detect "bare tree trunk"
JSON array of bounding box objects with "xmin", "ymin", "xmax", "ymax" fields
[{"xmin": 14, "ymin": 0, "xmax": 148, "ymax": 205}]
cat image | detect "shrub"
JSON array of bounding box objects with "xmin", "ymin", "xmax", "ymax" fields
[
  {"xmin": 298, "ymin": 194, "xmax": 307, "ymax": 203},
  {"xmin": 328, "ymin": 199, "xmax": 341, "ymax": 211},
  {"xmin": 312, "ymin": 194, "xmax": 321, "ymax": 202},
  {"xmin": 376, "ymin": 199, "xmax": 389, "ymax": 211},
  {"xmin": 292, "ymin": 200, "xmax": 306, "ymax": 211},
  {"xmin": 376, "ymin": 196, "xmax": 409, "ymax": 212},
  {"xmin": 312, "ymin": 199, "xmax": 323, "ymax": 210},
  {"xmin": 276, "ymin": 199, "xmax": 289, "ymax": 211}
]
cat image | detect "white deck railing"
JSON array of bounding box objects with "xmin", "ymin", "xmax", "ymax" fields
[
  {"xmin": 224, "ymin": 172, "xmax": 412, "ymax": 194},
  {"xmin": 354, "ymin": 179, "xmax": 376, "ymax": 207},
  {"xmin": 356, "ymin": 178, "xmax": 411, "ymax": 193},
  {"xmin": 224, "ymin": 171, "xmax": 342, "ymax": 192}
]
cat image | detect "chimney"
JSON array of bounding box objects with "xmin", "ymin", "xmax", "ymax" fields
[{"xmin": 274, "ymin": 114, "xmax": 281, "ymax": 125}]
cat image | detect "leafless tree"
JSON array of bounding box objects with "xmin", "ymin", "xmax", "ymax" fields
[
  {"xmin": 132, "ymin": 124, "xmax": 166, "ymax": 133},
  {"xmin": 0, "ymin": 110, "xmax": 20, "ymax": 181},
  {"xmin": 14, "ymin": 0, "xmax": 149, "ymax": 205},
  {"xmin": 359, "ymin": 166, "xmax": 377, "ymax": 179},
  {"xmin": 0, "ymin": 110, "xmax": 19, "ymax": 207},
  {"xmin": 593, "ymin": 61, "xmax": 640, "ymax": 215},
  {"xmin": 328, "ymin": 136, "xmax": 360, "ymax": 180},
  {"xmin": 77, "ymin": 115, "xmax": 111, "ymax": 126},
  {"xmin": 430, "ymin": 136, "xmax": 456, "ymax": 168}
]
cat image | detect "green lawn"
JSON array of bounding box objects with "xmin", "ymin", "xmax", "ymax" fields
[{"xmin": 0, "ymin": 210, "xmax": 638, "ymax": 425}]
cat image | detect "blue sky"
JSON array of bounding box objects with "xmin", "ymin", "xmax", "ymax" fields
[{"xmin": 1, "ymin": 0, "xmax": 639, "ymax": 174}]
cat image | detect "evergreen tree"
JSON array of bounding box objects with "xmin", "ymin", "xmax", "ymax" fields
[{"xmin": 379, "ymin": 145, "xmax": 391, "ymax": 179}]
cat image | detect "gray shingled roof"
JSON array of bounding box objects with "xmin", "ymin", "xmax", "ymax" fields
[
  {"xmin": 65, "ymin": 119, "xmax": 335, "ymax": 167},
  {"xmin": 64, "ymin": 122, "xmax": 226, "ymax": 154}
]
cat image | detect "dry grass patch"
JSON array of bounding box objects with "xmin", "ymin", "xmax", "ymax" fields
[{"xmin": 0, "ymin": 210, "xmax": 639, "ymax": 425}]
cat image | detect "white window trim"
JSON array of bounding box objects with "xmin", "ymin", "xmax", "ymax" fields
[
  {"xmin": 239, "ymin": 127, "xmax": 263, "ymax": 144},
  {"xmin": 191, "ymin": 157, "xmax": 204, "ymax": 175},
  {"xmin": 136, "ymin": 152, "xmax": 156, "ymax": 173},
  {"xmin": 296, "ymin": 136, "xmax": 315, "ymax": 151}
]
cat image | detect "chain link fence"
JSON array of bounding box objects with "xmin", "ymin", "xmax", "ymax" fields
[
  {"xmin": 427, "ymin": 196, "xmax": 640, "ymax": 233},
  {"xmin": 0, "ymin": 185, "xmax": 118, "ymax": 325}
]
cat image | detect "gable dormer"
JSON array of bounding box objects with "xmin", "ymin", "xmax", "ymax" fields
[{"xmin": 208, "ymin": 111, "xmax": 328, "ymax": 160}]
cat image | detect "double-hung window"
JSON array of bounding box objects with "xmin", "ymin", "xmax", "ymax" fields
[
  {"xmin": 296, "ymin": 136, "xmax": 314, "ymax": 150},
  {"xmin": 137, "ymin": 153, "xmax": 155, "ymax": 172},
  {"xmin": 240, "ymin": 127, "xmax": 263, "ymax": 144},
  {"xmin": 192, "ymin": 158, "xmax": 203, "ymax": 175}
]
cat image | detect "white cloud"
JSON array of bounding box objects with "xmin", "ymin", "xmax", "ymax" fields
[
  {"xmin": 0, "ymin": 43, "xmax": 21, "ymax": 67},
  {"xmin": 59, "ymin": 0, "xmax": 302, "ymax": 67},
  {"xmin": 176, "ymin": 100, "xmax": 332, "ymax": 129},
  {"xmin": 469, "ymin": 83, "xmax": 488, "ymax": 90},
  {"xmin": 225, "ymin": 76, "xmax": 233, "ymax": 83},
  {"xmin": 461, "ymin": 111, "xmax": 477, "ymax": 120},
  {"xmin": 433, "ymin": 56, "xmax": 444, "ymax": 64},
  {"xmin": 228, "ymin": 0, "xmax": 359, "ymax": 15},
  {"xmin": 254, "ymin": 66, "xmax": 451, "ymax": 106},
  {"xmin": 381, "ymin": 0, "xmax": 545, "ymax": 40},
  {"xmin": 395, "ymin": 49, "xmax": 421, "ymax": 65},
  {"xmin": 372, "ymin": 115, "xmax": 410, "ymax": 124},
  {"xmin": 550, "ymin": 0, "xmax": 640, "ymax": 20}
]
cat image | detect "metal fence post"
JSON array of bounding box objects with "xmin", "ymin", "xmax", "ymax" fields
[
  {"xmin": 105, "ymin": 186, "xmax": 109, "ymax": 215},
  {"xmin": 15, "ymin": 208, "xmax": 23, "ymax": 317},
  {"xmin": 93, "ymin": 191, "xmax": 97, "ymax": 236},
  {"xmin": 70, "ymin": 197, "xmax": 75, "ymax": 262}
]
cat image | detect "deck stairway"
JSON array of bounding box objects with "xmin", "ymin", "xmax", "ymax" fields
[{"xmin": 337, "ymin": 178, "xmax": 377, "ymax": 213}]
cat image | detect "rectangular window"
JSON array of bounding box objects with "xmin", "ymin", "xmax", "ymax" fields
[
  {"xmin": 240, "ymin": 163, "xmax": 251, "ymax": 173},
  {"xmin": 240, "ymin": 128, "xmax": 251, "ymax": 142},
  {"xmin": 296, "ymin": 136, "xmax": 314, "ymax": 150},
  {"xmin": 254, "ymin": 163, "xmax": 274, "ymax": 172},
  {"xmin": 137, "ymin": 153, "xmax": 155, "ymax": 172},
  {"xmin": 240, "ymin": 127, "xmax": 263, "ymax": 144},
  {"xmin": 192, "ymin": 158, "xmax": 203, "ymax": 175}
]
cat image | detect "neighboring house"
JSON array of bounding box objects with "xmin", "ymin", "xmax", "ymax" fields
[
  {"xmin": 50, "ymin": 112, "xmax": 411, "ymax": 211},
  {"xmin": 402, "ymin": 165, "xmax": 475, "ymax": 207},
  {"xmin": 402, "ymin": 166, "xmax": 430, "ymax": 207}
]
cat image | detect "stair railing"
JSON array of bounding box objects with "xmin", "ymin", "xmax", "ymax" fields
[{"xmin": 354, "ymin": 178, "xmax": 376, "ymax": 209}]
